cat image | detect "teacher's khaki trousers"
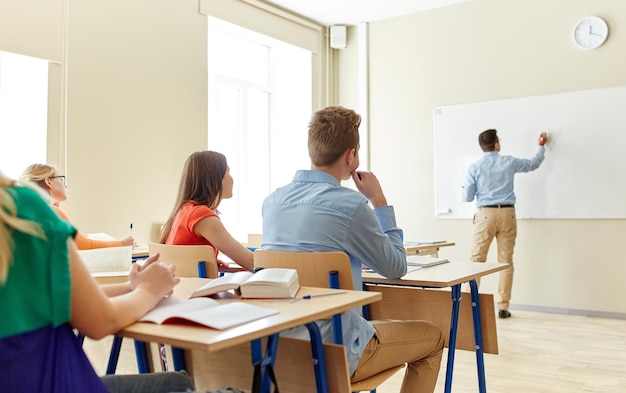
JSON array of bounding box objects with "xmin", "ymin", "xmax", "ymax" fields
[{"xmin": 470, "ymin": 206, "xmax": 517, "ymax": 311}]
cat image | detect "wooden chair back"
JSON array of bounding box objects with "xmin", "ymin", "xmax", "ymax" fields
[
  {"xmin": 148, "ymin": 243, "xmax": 218, "ymax": 278},
  {"xmin": 253, "ymin": 249, "xmax": 402, "ymax": 392},
  {"xmin": 253, "ymin": 250, "xmax": 354, "ymax": 290}
]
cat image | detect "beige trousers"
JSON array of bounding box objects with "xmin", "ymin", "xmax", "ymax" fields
[
  {"xmin": 470, "ymin": 206, "xmax": 517, "ymax": 310},
  {"xmin": 351, "ymin": 319, "xmax": 445, "ymax": 393}
]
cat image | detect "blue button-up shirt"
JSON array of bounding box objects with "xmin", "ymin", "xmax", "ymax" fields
[
  {"xmin": 261, "ymin": 170, "xmax": 407, "ymax": 374},
  {"xmin": 462, "ymin": 147, "xmax": 545, "ymax": 207}
]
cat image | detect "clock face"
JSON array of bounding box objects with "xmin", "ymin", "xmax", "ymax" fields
[{"xmin": 573, "ymin": 16, "xmax": 608, "ymax": 50}]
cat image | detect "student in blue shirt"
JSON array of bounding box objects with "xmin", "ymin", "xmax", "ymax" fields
[
  {"xmin": 462, "ymin": 129, "xmax": 548, "ymax": 318},
  {"xmin": 262, "ymin": 106, "xmax": 445, "ymax": 393}
]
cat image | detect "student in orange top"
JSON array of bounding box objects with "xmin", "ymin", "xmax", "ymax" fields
[
  {"xmin": 20, "ymin": 163, "xmax": 135, "ymax": 250},
  {"xmin": 159, "ymin": 151, "xmax": 254, "ymax": 271}
]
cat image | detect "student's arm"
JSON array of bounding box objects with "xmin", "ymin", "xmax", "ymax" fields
[
  {"xmin": 69, "ymin": 241, "xmax": 179, "ymax": 339},
  {"xmin": 193, "ymin": 216, "xmax": 254, "ymax": 271},
  {"xmin": 52, "ymin": 206, "xmax": 134, "ymax": 249}
]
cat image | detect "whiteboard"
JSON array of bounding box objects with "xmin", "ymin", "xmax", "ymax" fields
[{"xmin": 434, "ymin": 85, "xmax": 626, "ymax": 219}]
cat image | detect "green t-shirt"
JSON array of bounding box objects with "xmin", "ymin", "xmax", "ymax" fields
[{"xmin": 0, "ymin": 186, "xmax": 77, "ymax": 339}]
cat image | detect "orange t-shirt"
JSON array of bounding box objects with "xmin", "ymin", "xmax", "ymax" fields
[
  {"xmin": 165, "ymin": 202, "xmax": 219, "ymax": 258},
  {"xmin": 52, "ymin": 206, "xmax": 123, "ymax": 250}
]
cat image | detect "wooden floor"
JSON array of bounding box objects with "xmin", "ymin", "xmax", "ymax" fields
[
  {"xmin": 379, "ymin": 310, "xmax": 626, "ymax": 393},
  {"xmin": 84, "ymin": 309, "xmax": 626, "ymax": 392}
]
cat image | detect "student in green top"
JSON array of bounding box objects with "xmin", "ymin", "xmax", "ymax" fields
[{"xmin": 0, "ymin": 171, "xmax": 243, "ymax": 393}]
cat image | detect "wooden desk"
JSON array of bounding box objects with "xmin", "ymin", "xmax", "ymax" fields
[
  {"xmin": 404, "ymin": 241, "xmax": 455, "ymax": 257},
  {"xmin": 363, "ymin": 262, "xmax": 507, "ymax": 393},
  {"xmin": 119, "ymin": 278, "xmax": 382, "ymax": 393},
  {"xmin": 132, "ymin": 246, "xmax": 149, "ymax": 260}
]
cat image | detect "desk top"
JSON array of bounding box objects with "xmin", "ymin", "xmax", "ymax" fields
[
  {"xmin": 404, "ymin": 241, "xmax": 455, "ymax": 255},
  {"xmin": 363, "ymin": 261, "xmax": 507, "ymax": 288},
  {"xmin": 119, "ymin": 277, "xmax": 381, "ymax": 353}
]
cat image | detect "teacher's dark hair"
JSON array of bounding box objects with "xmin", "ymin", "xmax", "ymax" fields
[{"xmin": 478, "ymin": 129, "xmax": 499, "ymax": 152}]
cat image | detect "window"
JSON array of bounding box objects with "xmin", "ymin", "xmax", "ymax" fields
[
  {"xmin": 0, "ymin": 50, "xmax": 48, "ymax": 179},
  {"xmin": 208, "ymin": 18, "xmax": 312, "ymax": 241}
]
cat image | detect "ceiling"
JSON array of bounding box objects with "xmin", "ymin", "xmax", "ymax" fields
[{"xmin": 261, "ymin": 0, "xmax": 470, "ymax": 26}]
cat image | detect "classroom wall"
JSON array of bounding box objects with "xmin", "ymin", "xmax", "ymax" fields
[
  {"xmin": 1, "ymin": 0, "xmax": 328, "ymax": 247},
  {"xmin": 338, "ymin": 0, "xmax": 626, "ymax": 315},
  {"xmin": 63, "ymin": 0, "xmax": 209, "ymax": 243}
]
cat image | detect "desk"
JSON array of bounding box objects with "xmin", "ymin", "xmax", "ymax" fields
[
  {"xmin": 404, "ymin": 241, "xmax": 455, "ymax": 257},
  {"xmin": 132, "ymin": 246, "xmax": 149, "ymax": 261},
  {"xmin": 119, "ymin": 278, "xmax": 381, "ymax": 393},
  {"xmin": 363, "ymin": 262, "xmax": 507, "ymax": 393}
]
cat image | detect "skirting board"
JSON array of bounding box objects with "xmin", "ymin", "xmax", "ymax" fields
[{"xmin": 510, "ymin": 304, "xmax": 626, "ymax": 320}]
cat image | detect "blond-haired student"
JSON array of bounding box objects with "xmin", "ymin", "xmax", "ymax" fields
[{"xmin": 20, "ymin": 163, "xmax": 134, "ymax": 250}]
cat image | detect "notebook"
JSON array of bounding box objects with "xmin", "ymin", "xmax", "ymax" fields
[{"xmin": 406, "ymin": 255, "xmax": 450, "ymax": 268}]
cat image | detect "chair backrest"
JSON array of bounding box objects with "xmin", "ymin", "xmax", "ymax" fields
[
  {"xmin": 148, "ymin": 243, "xmax": 218, "ymax": 278},
  {"xmin": 253, "ymin": 250, "xmax": 354, "ymax": 290},
  {"xmin": 254, "ymin": 249, "xmax": 401, "ymax": 392}
]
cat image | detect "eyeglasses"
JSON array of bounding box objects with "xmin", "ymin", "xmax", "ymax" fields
[{"xmin": 50, "ymin": 175, "xmax": 66, "ymax": 186}]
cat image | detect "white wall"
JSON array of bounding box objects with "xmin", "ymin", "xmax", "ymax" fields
[
  {"xmin": 340, "ymin": 0, "xmax": 626, "ymax": 315},
  {"xmin": 1, "ymin": 0, "xmax": 328, "ymax": 247}
]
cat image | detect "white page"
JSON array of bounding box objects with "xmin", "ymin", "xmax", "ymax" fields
[{"xmin": 78, "ymin": 246, "xmax": 133, "ymax": 272}]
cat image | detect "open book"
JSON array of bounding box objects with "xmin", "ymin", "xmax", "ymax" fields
[
  {"xmin": 139, "ymin": 295, "xmax": 279, "ymax": 330},
  {"xmin": 190, "ymin": 268, "xmax": 300, "ymax": 299},
  {"xmin": 406, "ymin": 255, "xmax": 450, "ymax": 268},
  {"xmin": 78, "ymin": 246, "xmax": 133, "ymax": 273}
]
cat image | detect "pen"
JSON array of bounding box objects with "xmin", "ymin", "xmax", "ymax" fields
[
  {"xmin": 129, "ymin": 223, "xmax": 133, "ymax": 236},
  {"xmin": 302, "ymin": 291, "xmax": 347, "ymax": 299}
]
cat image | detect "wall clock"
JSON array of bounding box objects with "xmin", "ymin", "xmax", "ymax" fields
[{"xmin": 573, "ymin": 16, "xmax": 609, "ymax": 50}]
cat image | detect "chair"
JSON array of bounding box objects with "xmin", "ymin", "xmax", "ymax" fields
[
  {"xmin": 105, "ymin": 244, "xmax": 220, "ymax": 375},
  {"xmin": 253, "ymin": 250, "xmax": 403, "ymax": 393},
  {"xmin": 148, "ymin": 242, "xmax": 219, "ymax": 278}
]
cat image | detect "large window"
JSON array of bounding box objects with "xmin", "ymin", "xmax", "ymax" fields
[
  {"xmin": 0, "ymin": 51, "xmax": 48, "ymax": 179},
  {"xmin": 208, "ymin": 18, "xmax": 312, "ymax": 241}
]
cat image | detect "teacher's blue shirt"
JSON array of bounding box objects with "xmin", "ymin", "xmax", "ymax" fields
[
  {"xmin": 462, "ymin": 146, "xmax": 545, "ymax": 207},
  {"xmin": 261, "ymin": 170, "xmax": 407, "ymax": 374}
]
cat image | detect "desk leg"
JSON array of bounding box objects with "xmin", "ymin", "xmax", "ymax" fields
[
  {"xmin": 444, "ymin": 284, "xmax": 462, "ymax": 393},
  {"xmin": 251, "ymin": 335, "xmax": 280, "ymax": 393},
  {"xmin": 469, "ymin": 279, "xmax": 487, "ymax": 393},
  {"xmin": 133, "ymin": 340, "xmax": 150, "ymax": 373},
  {"xmin": 171, "ymin": 347, "xmax": 186, "ymax": 371},
  {"xmin": 304, "ymin": 322, "xmax": 330, "ymax": 393},
  {"xmin": 106, "ymin": 336, "xmax": 123, "ymax": 374}
]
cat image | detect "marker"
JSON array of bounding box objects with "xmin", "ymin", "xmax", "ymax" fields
[
  {"xmin": 129, "ymin": 223, "xmax": 133, "ymax": 235},
  {"xmin": 302, "ymin": 291, "xmax": 347, "ymax": 300}
]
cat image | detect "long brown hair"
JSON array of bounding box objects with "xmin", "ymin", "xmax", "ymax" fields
[
  {"xmin": 159, "ymin": 151, "xmax": 228, "ymax": 243},
  {"xmin": 0, "ymin": 173, "xmax": 45, "ymax": 283}
]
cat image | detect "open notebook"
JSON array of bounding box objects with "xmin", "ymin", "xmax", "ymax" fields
[{"xmin": 78, "ymin": 246, "xmax": 133, "ymax": 273}]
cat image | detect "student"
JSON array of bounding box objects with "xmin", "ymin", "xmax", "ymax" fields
[
  {"xmin": 261, "ymin": 106, "xmax": 445, "ymax": 392},
  {"xmin": 160, "ymin": 151, "xmax": 254, "ymax": 271},
  {"xmin": 0, "ymin": 172, "xmax": 188, "ymax": 392},
  {"xmin": 462, "ymin": 129, "xmax": 548, "ymax": 318},
  {"xmin": 20, "ymin": 163, "xmax": 135, "ymax": 250}
]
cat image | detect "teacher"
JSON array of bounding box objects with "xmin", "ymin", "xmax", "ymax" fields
[{"xmin": 461, "ymin": 129, "xmax": 548, "ymax": 319}]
